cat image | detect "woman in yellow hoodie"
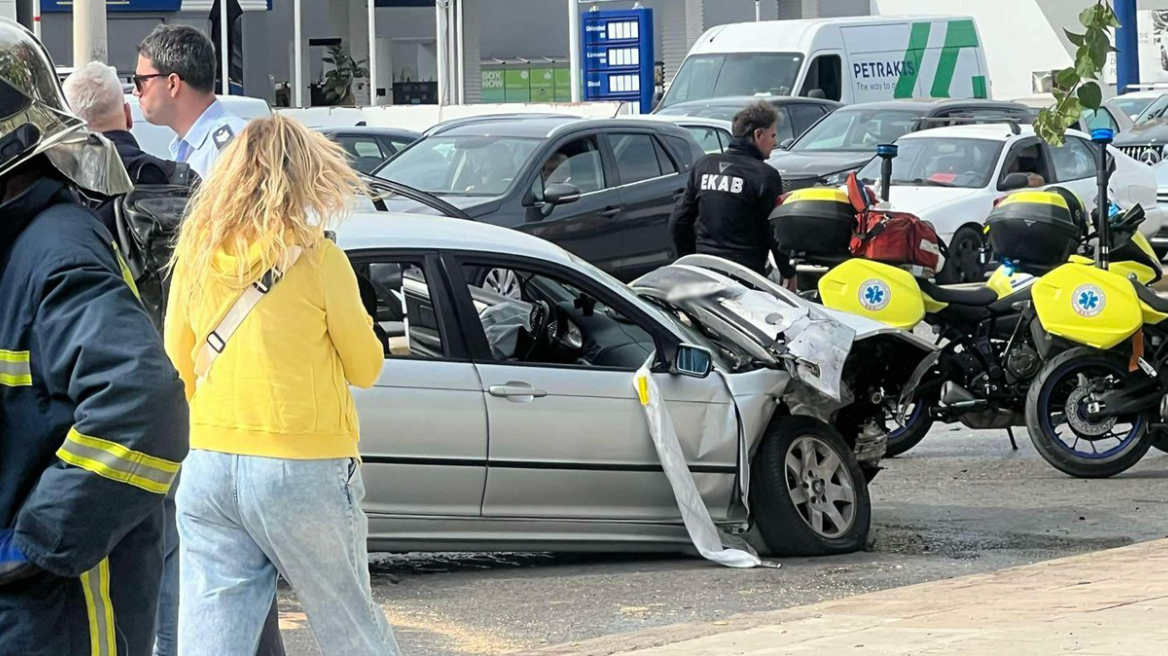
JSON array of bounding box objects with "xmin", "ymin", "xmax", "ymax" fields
[{"xmin": 164, "ymin": 115, "xmax": 399, "ymax": 656}]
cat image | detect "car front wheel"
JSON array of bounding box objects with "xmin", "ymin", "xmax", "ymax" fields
[{"xmin": 749, "ymin": 415, "xmax": 871, "ymax": 556}]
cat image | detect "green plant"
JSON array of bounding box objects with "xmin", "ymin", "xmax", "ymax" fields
[
  {"xmin": 321, "ymin": 44, "xmax": 369, "ymax": 106},
  {"xmin": 1034, "ymin": 1, "xmax": 1119, "ymax": 147}
]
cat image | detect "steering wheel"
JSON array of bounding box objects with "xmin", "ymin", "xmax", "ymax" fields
[{"xmin": 523, "ymin": 300, "xmax": 552, "ymax": 360}]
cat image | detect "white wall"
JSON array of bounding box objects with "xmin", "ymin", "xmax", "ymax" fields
[{"xmin": 871, "ymin": 0, "xmax": 1073, "ymax": 100}]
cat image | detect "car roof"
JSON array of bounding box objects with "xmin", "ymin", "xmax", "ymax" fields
[
  {"xmin": 640, "ymin": 114, "xmax": 732, "ymax": 130},
  {"xmin": 664, "ymin": 95, "xmax": 841, "ymax": 110},
  {"xmin": 427, "ymin": 115, "xmax": 695, "ymax": 140},
  {"xmin": 337, "ymin": 211, "xmax": 575, "ymax": 265},
  {"xmin": 1116, "ymin": 88, "xmax": 1168, "ymax": 99},
  {"xmin": 316, "ymin": 125, "xmax": 421, "ymax": 138},
  {"xmin": 834, "ymin": 98, "xmax": 1029, "ymax": 114},
  {"xmin": 896, "ymin": 123, "xmax": 1087, "ymax": 142}
]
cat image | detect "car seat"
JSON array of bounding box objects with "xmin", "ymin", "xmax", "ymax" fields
[{"xmin": 356, "ymin": 274, "xmax": 391, "ymax": 355}]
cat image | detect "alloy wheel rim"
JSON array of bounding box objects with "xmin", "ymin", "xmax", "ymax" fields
[
  {"xmin": 784, "ymin": 435, "xmax": 856, "ymax": 538},
  {"xmin": 1042, "ymin": 366, "xmax": 1143, "ymax": 460}
]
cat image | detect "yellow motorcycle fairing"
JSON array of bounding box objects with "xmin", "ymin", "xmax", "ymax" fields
[
  {"xmin": 1031, "ymin": 263, "xmax": 1143, "ymax": 350},
  {"xmin": 818, "ymin": 259, "xmax": 925, "ymax": 330}
]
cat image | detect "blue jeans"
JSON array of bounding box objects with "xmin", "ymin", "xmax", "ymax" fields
[
  {"xmin": 155, "ymin": 497, "xmax": 286, "ymax": 656},
  {"xmin": 176, "ymin": 450, "xmax": 399, "ymax": 656}
]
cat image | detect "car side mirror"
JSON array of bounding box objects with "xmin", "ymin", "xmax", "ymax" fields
[
  {"xmin": 544, "ymin": 183, "xmax": 581, "ymax": 206},
  {"xmin": 779, "ymin": 138, "xmax": 795, "ymax": 150},
  {"xmin": 999, "ymin": 172, "xmax": 1030, "ymax": 191},
  {"xmin": 672, "ymin": 343, "xmax": 713, "ymax": 379}
]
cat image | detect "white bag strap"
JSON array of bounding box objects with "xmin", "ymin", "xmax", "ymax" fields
[{"xmin": 194, "ymin": 247, "xmax": 302, "ymax": 381}]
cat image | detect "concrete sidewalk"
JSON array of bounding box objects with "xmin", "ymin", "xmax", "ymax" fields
[{"xmin": 521, "ymin": 538, "xmax": 1168, "ymax": 656}]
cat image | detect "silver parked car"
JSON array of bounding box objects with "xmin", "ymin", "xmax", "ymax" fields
[{"xmin": 340, "ymin": 184, "xmax": 932, "ymax": 557}]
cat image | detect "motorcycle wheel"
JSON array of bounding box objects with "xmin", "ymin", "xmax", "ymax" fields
[
  {"xmin": 884, "ymin": 390, "xmax": 938, "ymax": 458},
  {"xmin": 1025, "ymin": 347, "xmax": 1151, "ymax": 478}
]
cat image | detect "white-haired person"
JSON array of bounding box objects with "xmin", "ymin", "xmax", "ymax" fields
[{"xmin": 63, "ymin": 61, "xmax": 186, "ymax": 188}]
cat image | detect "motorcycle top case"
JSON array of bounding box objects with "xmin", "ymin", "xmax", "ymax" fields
[
  {"xmin": 1031, "ymin": 263, "xmax": 1142, "ymax": 350},
  {"xmin": 818, "ymin": 258, "xmax": 925, "ymax": 330},
  {"xmin": 985, "ymin": 191, "xmax": 1079, "ymax": 268},
  {"xmin": 770, "ymin": 187, "xmax": 854, "ymax": 257}
]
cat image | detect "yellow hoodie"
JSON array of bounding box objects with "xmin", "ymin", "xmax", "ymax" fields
[{"xmin": 164, "ymin": 239, "xmax": 383, "ymax": 459}]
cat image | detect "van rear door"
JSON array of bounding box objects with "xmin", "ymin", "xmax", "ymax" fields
[{"xmin": 842, "ymin": 18, "xmax": 988, "ymax": 103}]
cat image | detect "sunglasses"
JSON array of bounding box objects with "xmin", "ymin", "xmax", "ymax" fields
[{"xmin": 132, "ymin": 73, "xmax": 166, "ymax": 92}]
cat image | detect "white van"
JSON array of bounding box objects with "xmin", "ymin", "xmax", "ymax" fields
[{"xmin": 657, "ymin": 16, "xmax": 992, "ymax": 110}]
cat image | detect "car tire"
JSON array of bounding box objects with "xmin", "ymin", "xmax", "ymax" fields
[
  {"xmin": 937, "ymin": 226, "xmax": 985, "ymax": 284},
  {"xmin": 1024, "ymin": 347, "xmax": 1152, "ymax": 478},
  {"xmin": 750, "ymin": 415, "xmax": 871, "ymax": 556}
]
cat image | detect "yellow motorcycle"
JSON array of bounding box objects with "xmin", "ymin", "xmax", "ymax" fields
[
  {"xmin": 1023, "ymin": 199, "xmax": 1168, "ymax": 477},
  {"xmin": 774, "ymin": 172, "xmax": 1161, "ymax": 465}
]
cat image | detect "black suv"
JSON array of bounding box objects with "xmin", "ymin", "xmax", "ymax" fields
[
  {"xmin": 373, "ymin": 116, "xmax": 704, "ymax": 281},
  {"xmin": 768, "ymin": 98, "xmax": 1033, "ymax": 192}
]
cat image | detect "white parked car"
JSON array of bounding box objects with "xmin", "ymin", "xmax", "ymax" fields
[
  {"xmin": 854, "ymin": 123, "xmax": 1163, "ymax": 282},
  {"xmin": 125, "ymin": 94, "xmax": 272, "ymax": 160}
]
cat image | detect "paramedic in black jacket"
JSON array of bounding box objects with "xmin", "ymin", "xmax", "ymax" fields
[{"xmin": 669, "ymin": 101, "xmax": 795, "ymax": 280}]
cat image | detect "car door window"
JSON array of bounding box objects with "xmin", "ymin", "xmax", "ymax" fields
[
  {"xmin": 610, "ymin": 133, "xmax": 667, "ymax": 185},
  {"xmin": 461, "ymin": 264, "xmax": 655, "ymax": 371},
  {"xmin": 531, "ymin": 136, "xmax": 606, "ymax": 202},
  {"xmin": 337, "ymin": 136, "xmax": 386, "ymax": 174},
  {"xmin": 787, "ymin": 104, "xmax": 825, "ymax": 138},
  {"xmin": 798, "ymin": 54, "xmax": 842, "ymax": 101},
  {"xmin": 653, "ymin": 137, "xmax": 679, "ymax": 174},
  {"xmin": 351, "ymin": 259, "xmax": 445, "ymax": 359},
  {"xmin": 1082, "ymin": 107, "xmax": 1118, "ymax": 132},
  {"xmin": 1049, "ymin": 136, "xmax": 1097, "ymax": 182},
  {"xmin": 774, "ymin": 107, "xmax": 796, "ymax": 144},
  {"xmin": 1000, "ymin": 139, "xmax": 1052, "ymax": 188},
  {"xmin": 686, "ymin": 126, "xmax": 724, "ymax": 154}
]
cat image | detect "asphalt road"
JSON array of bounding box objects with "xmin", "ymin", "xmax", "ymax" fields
[{"xmin": 279, "ymin": 426, "xmax": 1168, "ymax": 656}]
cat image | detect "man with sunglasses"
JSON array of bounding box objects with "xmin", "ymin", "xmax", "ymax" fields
[{"xmin": 134, "ymin": 24, "xmax": 247, "ymax": 181}]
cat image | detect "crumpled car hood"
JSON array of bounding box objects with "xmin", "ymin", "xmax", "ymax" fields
[{"xmin": 632, "ymin": 256, "xmax": 856, "ymax": 401}]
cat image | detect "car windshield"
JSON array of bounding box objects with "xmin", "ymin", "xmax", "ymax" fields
[
  {"xmin": 376, "ymin": 135, "xmax": 542, "ymax": 196},
  {"xmin": 791, "ymin": 108, "xmax": 922, "ymax": 151},
  {"xmin": 659, "ymin": 53, "xmax": 804, "ymax": 108},
  {"xmin": 1136, "ymin": 94, "xmax": 1168, "ymax": 123},
  {"xmin": 561, "ymin": 252, "xmax": 726, "ymax": 362},
  {"xmin": 856, "ymin": 137, "xmax": 1004, "ymax": 189},
  {"xmin": 1111, "ymin": 96, "xmax": 1156, "ymax": 120}
]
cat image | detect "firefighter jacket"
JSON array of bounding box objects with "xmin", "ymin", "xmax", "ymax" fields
[
  {"xmin": 669, "ymin": 138, "xmax": 794, "ymax": 278},
  {"xmin": 0, "ymin": 175, "xmax": 189, "ymax": 655}
]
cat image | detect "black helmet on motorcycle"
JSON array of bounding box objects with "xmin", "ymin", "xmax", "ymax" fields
[
  {"xmin": 1045, "ymin": 186, "xmax": 1088, "ymax": 238},
  {"xmin": 0, "ymin": 18, "xmax": 130, "ymax": 196}
]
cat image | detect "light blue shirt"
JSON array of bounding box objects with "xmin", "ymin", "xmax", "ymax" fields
[{"xmin": 169, "ymin": 99, "xmax": 249, "ymax": 180}]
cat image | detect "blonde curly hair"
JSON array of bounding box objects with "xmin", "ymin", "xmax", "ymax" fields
[{"xmin": 170, "ymin": 113, "xmax": 365, "ymax": 297}]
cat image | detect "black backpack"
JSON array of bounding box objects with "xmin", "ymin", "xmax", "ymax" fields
[{"xmin": 114, "ymin": 183, "xmax": 191, "ymax": 331}]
